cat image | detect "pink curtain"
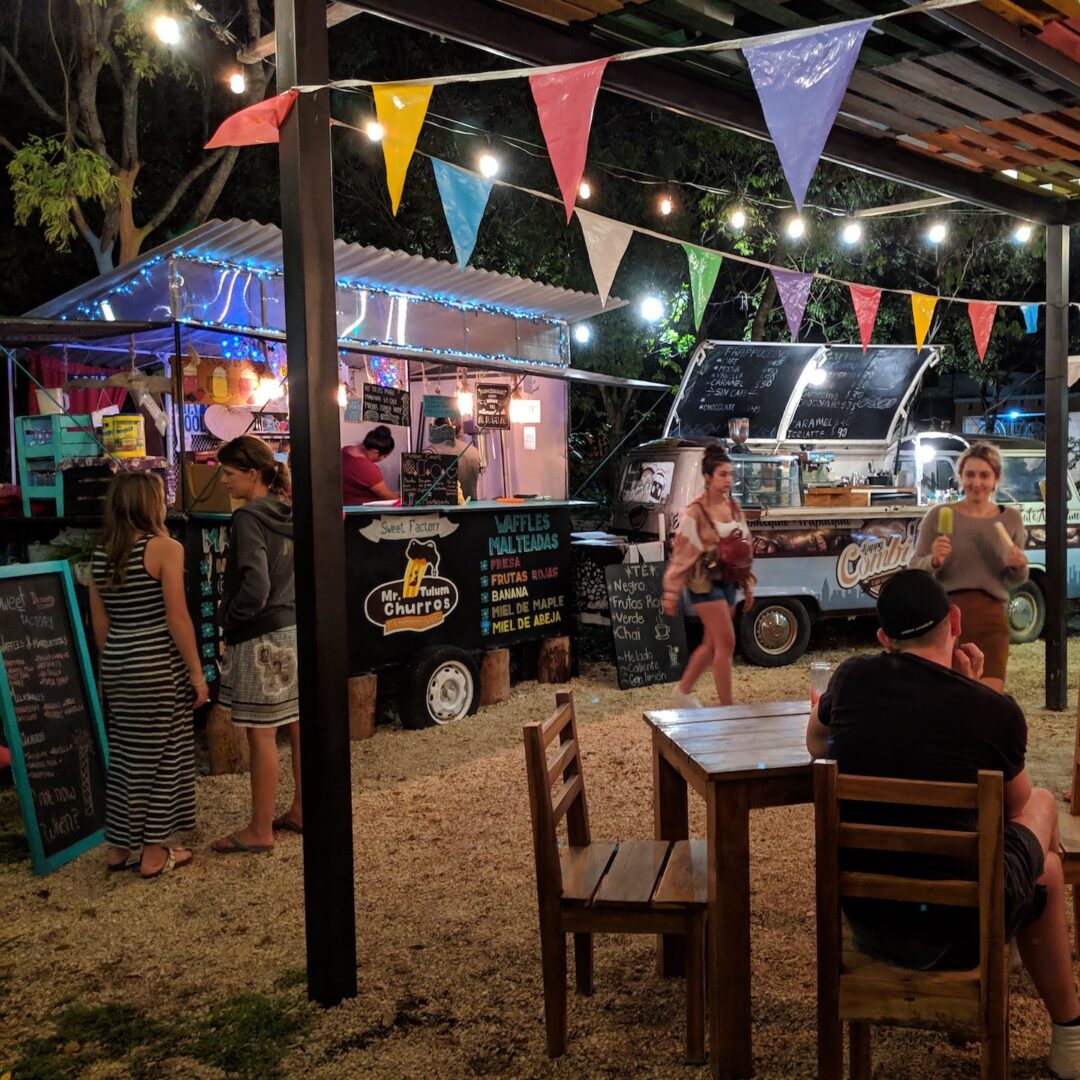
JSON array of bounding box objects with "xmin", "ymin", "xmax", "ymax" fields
[{"xmin": 28, "ymin": 351, "xmax": 129, "ymax": 416}]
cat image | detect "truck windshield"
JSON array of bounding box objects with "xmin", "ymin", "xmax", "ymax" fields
[
  {"xmin": 997, "ymin": 454, "xmax": 1045, "ymax": 504},
  {"xmin": 733, "ymin": 458, "xmax": 801, "ymax": 508},
  {"xmin": 620, "ymin": 459, "xmax": 675, "ymax": 504}
]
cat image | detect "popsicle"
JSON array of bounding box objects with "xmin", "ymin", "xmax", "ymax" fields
[
  {"xmin": 994, "ymin": 521, "xmax": 1014, "ymax": 550},
  {"xmin": 937, "ymin": 506, "xmax": 953, "ymax": 535}
]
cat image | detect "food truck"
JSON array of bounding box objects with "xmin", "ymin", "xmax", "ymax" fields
[
  {"xmin": 611, "ymin": 341, "xmax": 1080, "ymax": 665},
  {"xmin": 11, "ymin": 218, "xmax": 667, "ymax": 727}
]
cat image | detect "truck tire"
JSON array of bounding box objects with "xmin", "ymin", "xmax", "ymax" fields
[
  {"xmin": 403, "ymin": 646, "xmax": 479, "ymax": 729},
  {"xmin": 1007, "ymin": 580, "xmax": 1045, "ymax": 644},
  {"xmin": 738, "ymin": 598, "xmax": 812, "ymax": 667}
]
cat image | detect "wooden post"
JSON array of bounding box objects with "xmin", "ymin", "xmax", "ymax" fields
[
  {"xmin": 205, "ymin": 704, "xmax": 248, "ymax": 774},
  {"xmin": 348, "ymin": 675, "xmax": 377, "ymax": 740},
  {"xmin": 479, "ymin": 648, "xmax": 511, "ymax": 705},
  {"xmin": 537, "ymin": 636, "xmax": 572, "ymax": 684}
]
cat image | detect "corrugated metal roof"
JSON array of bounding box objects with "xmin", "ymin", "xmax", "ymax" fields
[{"xmin": 27, "ymin": 218, "xmax": 624, "ymax": 324}]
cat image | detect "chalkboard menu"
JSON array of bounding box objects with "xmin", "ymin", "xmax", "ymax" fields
[
  {"xmin": 604, "ymin": 562, "xmax": 688, "ymax": 690},
  {"xmin": 0, "ymin": 562, "xmax": 108, "ymax": 874},
  {"xmin": 786, "ymin": 345, "xmax": 927, "ymax": 442},
  {"xmin": 401, "ymin": 452, "xmax": 459, "ymax": 506},
  {"xmin": 672, "ymin": 342, "xmax": 822, "ymax": 440},
  {"xmin": 476, "ymin": 383, "xmax": 510, "ymax": 429},
  {"xmin": 362, "ymin": 384, "xmax": 411, "ymax": 427},
  {"xmin": 184, "ymin": 524, "xmax": 228, "ymax": 688}
]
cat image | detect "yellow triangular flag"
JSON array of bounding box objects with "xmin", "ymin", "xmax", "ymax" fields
[
  {"xmin": 911, "ymin": 293, "xmax": 938, "ymax": 351},
  {"xmin": 373, "ymin": 83, "xmax": 434, "ymax": 215}
]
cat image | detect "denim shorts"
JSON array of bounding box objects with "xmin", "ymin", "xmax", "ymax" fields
[{"xmin": 684, "ymin": 582, "xmax": 738, "ymax": 607}]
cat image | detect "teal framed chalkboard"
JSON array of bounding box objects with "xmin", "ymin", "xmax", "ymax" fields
[{"xmin": 0, "ymin": 561, "xmax": 109, "ymax": 874}]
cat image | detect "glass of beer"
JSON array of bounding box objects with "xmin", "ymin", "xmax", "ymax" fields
[{"xmin": 810, "ymin": 661, "xmax": 833, "ymax": 706}]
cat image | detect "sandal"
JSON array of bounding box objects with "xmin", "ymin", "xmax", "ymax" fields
[
  {"xmin": 210, "ymin": 833, "xmax": 273, "ymax": 854},
  {"xmin": 272, "ymin": 816, "xmax": 303, "ymax": 835},
  {"xmin": 139, "ymin": 848, "xmax": 193, "ymax": 879},
  {"xmin": 107, "ymin": 852, "xmax": 141, "ymax": 873}
]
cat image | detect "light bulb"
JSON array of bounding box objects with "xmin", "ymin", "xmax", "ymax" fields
[
  {"xmin": 456, "ymin": 390, "xmax": 473, "ymax": 417},
  {"xmin": 478, "ymin": 153, "xmax": 499, "ymax": 178},
  {"xmin": 841, "ymin": 221, "xmax": 862, "ymax": 244},
  {"xmin": 365, "ymin": 121, "xmax": 384, "ymax": 142},
  {"xmin": 807, "ymin": 366, "xmax": 827, "ymax": 386},
  {"xmin": 229, "ymin": 72, "xmax": 246, "ymax": 95},
  {"xmin": 578, "ymin": 181, "xmax": 591, "ymax": 200},
  {"xmin": 928, "ymin": 222, "xmax": 947, "ymax": 244},
  {"xmin": 915, "ymin": 443, "xmax": 936, "ymax": 467},
  {"xmin": 786, "ymin": 216, "xmax": 805, "ymax": 240},
  {"xmin": 573, "ymin": 324, "xmax": 591, "ymax": 344},
  {"xmin": 153, "ymin": 15, "xmax": 181, "ymax": 45},
  {"xmin": 337, "ymin": 384, "xmax": 348, "ymax": 408},
  {"xmin": 659, "ymin": 196, "xmax": 673, "ymax": 216},
  {"xmin": 640, "ymin": 296, "xmax": 664, "ymax": 322},
  {"xmin": 730, "ymin": 208, "xmax": 746, "ymax": 230},
  {"xmin": 1014, "ymin": 223, "xmax": 1032, "ymax": 243}
]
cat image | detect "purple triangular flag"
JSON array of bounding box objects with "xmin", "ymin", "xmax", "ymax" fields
[
  {"xmin": 771, "ymin": 268, "xmax": 813, "ymax": 339},
  {"xmin": 744, "ymin": 21, "xmax": 871, "ymax": 210}
]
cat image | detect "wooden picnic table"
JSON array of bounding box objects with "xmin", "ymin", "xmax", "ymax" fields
[{"xmin": 644, "ymin": 700, "xmax": 813, "ymax": 1079}]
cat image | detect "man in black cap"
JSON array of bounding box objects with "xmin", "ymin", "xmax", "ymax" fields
[{"xmin": 806, "ymin": 569, "xmax": 1080, "ymax": 1078}]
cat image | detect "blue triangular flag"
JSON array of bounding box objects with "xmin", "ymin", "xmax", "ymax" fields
[
  {"xmin": 431, "ymin": 158, "xmax": 494, "ymax": 270},
  {"xmin": 1020, "ymin": 304, "xmax": 1039, "ymax": 335}
]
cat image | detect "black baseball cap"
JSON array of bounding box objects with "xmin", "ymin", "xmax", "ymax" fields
[{"xmin": 877, "ymin": 569, "xmax": 950, "ymax": 641}]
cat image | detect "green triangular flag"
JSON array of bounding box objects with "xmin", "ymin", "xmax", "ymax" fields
[{"xmin": 682, "ymin": 243, "xmax": 722, "ymax": 330}]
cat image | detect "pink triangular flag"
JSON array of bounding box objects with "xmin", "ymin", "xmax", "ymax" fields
[
  {"xmin": 205, "ymin": 90, "xmax": 299, "ymax": 149},
  {"xmin": 848, "ymin": 284, "xmax": 882, "ymax": 352},
  {"xmin": 529, "ymin": 59, "xmax": 609, "ymax": 223},
  {"xmin": 771, "ymin": 268, "xmax": 814, "ymax": 339},
  {"xmin": 968, "ymin": 301, "xmax": 998, "ymax": 363},
  {"xmin": 576, "ymin": 209, "xmax": 633, "ymax": 307}
]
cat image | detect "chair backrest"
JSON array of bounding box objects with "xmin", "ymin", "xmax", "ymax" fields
[
  {"xmin": 523, "ymin": 691, "xmax": 591, "ymax": 908},
  {"xmin": 814, "ymin": 760, "xmax": 1005, "ymax": 1007}
]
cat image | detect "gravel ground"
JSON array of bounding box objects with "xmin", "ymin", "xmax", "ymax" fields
[{"xmin": 2, "ymin": 625, "xmax": 1079, "ymax": 1078}]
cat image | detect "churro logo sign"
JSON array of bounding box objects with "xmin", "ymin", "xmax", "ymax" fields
[
  {"xmin": 364, "ymin": 539, "xmax": 459, "ymax": 636},
  {"xmin": 835, "ymin": 520, "xmax": 918, "ymax": 598}
]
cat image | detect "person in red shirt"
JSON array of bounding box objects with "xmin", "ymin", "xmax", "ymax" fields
[{"xmin": 342, "ymin": 425, "xmax": 395, "ymax": 504}]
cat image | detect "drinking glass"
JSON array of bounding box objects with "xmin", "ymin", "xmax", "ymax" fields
[{"xmin": 810, "ymin": 661, "xmax": 833, "ymax": 706}]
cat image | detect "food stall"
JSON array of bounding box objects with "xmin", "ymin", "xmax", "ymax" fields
[{"xmin": 20, "ymin": 218, "xmax": 668, "ymax": 727}]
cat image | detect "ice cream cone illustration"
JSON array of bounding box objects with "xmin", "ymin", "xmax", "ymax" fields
[{"xmin": 403, "ymin": 558, "xmax": 429, "ymax": 598}]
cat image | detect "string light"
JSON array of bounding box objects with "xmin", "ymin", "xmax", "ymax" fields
[
  {"xmin": 229, "ymin": 72, "xmax": 246, "ymax": 95},
  {"xmin": 841, "ymin": 221, "xmax": 862, "ymax": 245},
  {"xmin": 578, "ymin": 180, "xmax": 591, "ymax": 200},
  {"xmin": 153, "ymin": 15, "xmax": 181, "ymax": 45},
  {"xmin": 1014, "ymin": 223, "xmax": 1032, "ymax": 243},
  {"xmin": 730, "ymin": 208, "xmax": 746, "ymax": 230},
  {"xmin": 365, "ymin": 120, "xmax": 384, "ymax": 142},
  {"xmin": 337, "ymin": 383, "xmax": 348, "ymax": 408},
  {"xmin": 786, "ymin": 216, "xmax": 806, "ymax": 240},
  {"xmin": 573, "ymin": 324, "xmax": 591, "ymax": 344},
  {"xmin": 927, "ymin": 222, "xmax": 947, "ymax": 244},
  {"xmin": 478, "ymin": 153, "xmax": 499, "ymax": 178},
  {"xmin": 659, "ymin": 196, "xmax": 673, "ymax": 216},
  {"xmin": 807, "ymin": 365, "xmax": 827, "ymax": 386},
  {"xmin": 639, "ymin": 296, "xmax": 664, "ymax": 322}
]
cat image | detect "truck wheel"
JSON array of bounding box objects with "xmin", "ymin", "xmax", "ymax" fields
[
  {"xmin": 738, "ymin": 598, "xmax": 811, "ymax": 667},
  {"xmin": 1007, "ymin": 580, "xmax": 1045, "ymax": 644},
  {"xmin": 403, "ymin": 646, "xmax": 479, "ymax": 729}
]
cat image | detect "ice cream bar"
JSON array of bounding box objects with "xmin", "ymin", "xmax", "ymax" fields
[
  {"xmin": 937, "ymin": 506, "xmax": 953, "ymax": 536},
  {"xmin": 994, "ymin": 521, "xmax": 1014, "ymax": 550}
]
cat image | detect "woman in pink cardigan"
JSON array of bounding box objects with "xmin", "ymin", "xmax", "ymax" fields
[{"xmin": 662, "ymin": 446, "xmax": 754, "ymax": 707}]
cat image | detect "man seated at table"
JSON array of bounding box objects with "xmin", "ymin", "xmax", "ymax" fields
[
  {"xmin": 342, "ymin": 424, "xmax": 395, "ymax": 505},
  {"xmin": 805, "ymin": 569, "xmax": 1080, "ymax": 1079}
]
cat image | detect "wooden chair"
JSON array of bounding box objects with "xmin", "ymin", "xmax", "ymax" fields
[
  {"xmin": 523, "ymin": 690, "xmax": 707, "ymax": 1063},
  {"xmin": 1058, "ymin": 684, "xmax": 1080, "ymax": 949},
  {"xmin": 814, "ymin": 760, "xmax": 1008, "ymax": 1080}
]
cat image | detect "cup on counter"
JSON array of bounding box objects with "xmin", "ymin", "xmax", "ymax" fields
[{"xmin": 810, "ymin": 661, "xmax": 833, "ymax": 706}]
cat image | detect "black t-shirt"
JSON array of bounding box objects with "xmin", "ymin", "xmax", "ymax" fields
[{"xmin": 818, "ymin": 651, "xmax": 1026, "ymax": 943}]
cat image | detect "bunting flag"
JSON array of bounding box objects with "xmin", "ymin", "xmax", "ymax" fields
[
  {"xmin": 431, "ymin": 158, "xmax": 494, "ymax": 269},
  {"xmin": 967, "ymin": 302, "xmax": 997, "ymax": 363},
  {"xmin": 848, "ymin": 284, "xmax": 881, "ymax": 352},
  {"xmin": 576, "ymin": 208, "xmax": 633, "ymax": 307},
  {"xmin": 204, "ymin": 90, "xmax": 299, "ymax": 149},
  {"xmin": 911, "ymin": 293, "xmax": 938, "ymax": 351},
  {"xmin": 529, "ymin": 59, "xmax": 609, "ymax": 223},
  {"xmin": 682, "ymin": 244, "xmax": 723, "ymax": 331},
  {"xmin": 1020, "ymin": 303, "xmax": 1039, "ymax": 334},
  {"xmin": 743, "ymin": 21, "xmax": 871, "ymax": 211},
  {"xmin": 771, "ymin": 268, "xmax": 814, "ymax": 339},
  {"xmin": 373, "ymin": 83, "xmax": 434, "ymax": 215}
]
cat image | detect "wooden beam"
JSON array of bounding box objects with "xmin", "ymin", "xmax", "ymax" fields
[{"xmin": 242, "ymin": 1, "xmax": 360, "ymax": 61}]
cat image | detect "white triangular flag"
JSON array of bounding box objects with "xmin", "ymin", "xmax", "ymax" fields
[{"xmin": 576, "ymin": 208, "xmax": 633, "ymax": 307}]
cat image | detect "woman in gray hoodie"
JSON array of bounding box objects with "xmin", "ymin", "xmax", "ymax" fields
[{"xmin": 211, "ymin": 435, "xmax": 299, "ymax": 854}]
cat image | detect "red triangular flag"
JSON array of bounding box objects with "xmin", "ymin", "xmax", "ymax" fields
[
  {"xmin": 848, "ymin": 284, "xmax": 881, "ymax": 352},
  {"xmin": 205, "ymin": 90, "xmax": 299, "ymax": 149},
  {"xmin": 529, "ymin": 60, "xmax": 609, "ymax": 223},
  {"xmin": 968, "ymin": 301, "xmax": 997, "ymax": 363}
]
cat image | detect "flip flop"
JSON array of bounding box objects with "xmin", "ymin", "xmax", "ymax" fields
[
  {"xmin": 272, "ymin": 816, "xmax": 303, "ymax": 834},
  {"xmin": 140, "ymin": 848, "xmax": 193, "ymax": 879},
  {"xmin": 211, "ymin": 833, "xmax": 273, "ymax": 855}
]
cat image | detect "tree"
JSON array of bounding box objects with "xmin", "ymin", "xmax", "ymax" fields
[{"xmin": 2, "ymin": 0, "xmax": 268, "ymax": 272}]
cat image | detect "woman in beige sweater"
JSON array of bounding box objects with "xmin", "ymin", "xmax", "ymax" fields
[
  {"xmin": 910, "ymin": 442, "xmax": 1028, "ymax": 692},
  {"xmin": 662, "ymin": 446, "xmax": 754, "ymax": 707}
]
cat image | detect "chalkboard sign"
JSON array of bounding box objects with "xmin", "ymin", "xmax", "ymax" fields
[
  {"xmin": 605, "ymin": 562, "xmax": 688, "ymax": 690},
  {"xmin": 363, "ymin": 383, "xmax": 411, "ymax": 427},
  {"xmin": 476, "ymin": 383, "xmax": 510, "ymax": 429},
  {"xmin": 786, "ymin": 345, "xmax": 927, "ymax": 442},
  {"xmin": 671, "ymin": 342, "xmax": 821, "ymax": 440},
  {"xmin": 0, "ymin": 562, "xmax": 108, "ymax": 874},
  {"xmin": 401, "ymin": 452, "xmax": 459, "ymax": 507},
  {"xmin": 422, "ymin": 395, "xmax": 459, "ymax": 420}
]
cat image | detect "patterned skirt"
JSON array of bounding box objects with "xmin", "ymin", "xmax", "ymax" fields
[{"xmin": 218, "ymin": 626, "xmax": 299, "ymax": 728}]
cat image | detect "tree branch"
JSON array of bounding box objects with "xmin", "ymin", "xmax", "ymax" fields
[
  {"xmin": 141, "ymin": 149, "xmax": 227, "ymax": 237},
  {"xmin": 0, "ymin": 132, "xmax": 16, "ymax": 155},
  {"xmin": 0, "ymin": 44, "xmax": 87, "ymax": 142},
  {"xmin": 189, "ymin": 147, "xmax": 238, "ymax": 225}
]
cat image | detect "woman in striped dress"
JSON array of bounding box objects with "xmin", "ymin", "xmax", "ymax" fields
[{"xmin": 89, "ymin": 473, "xmax": 208, "ymax": 878}]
